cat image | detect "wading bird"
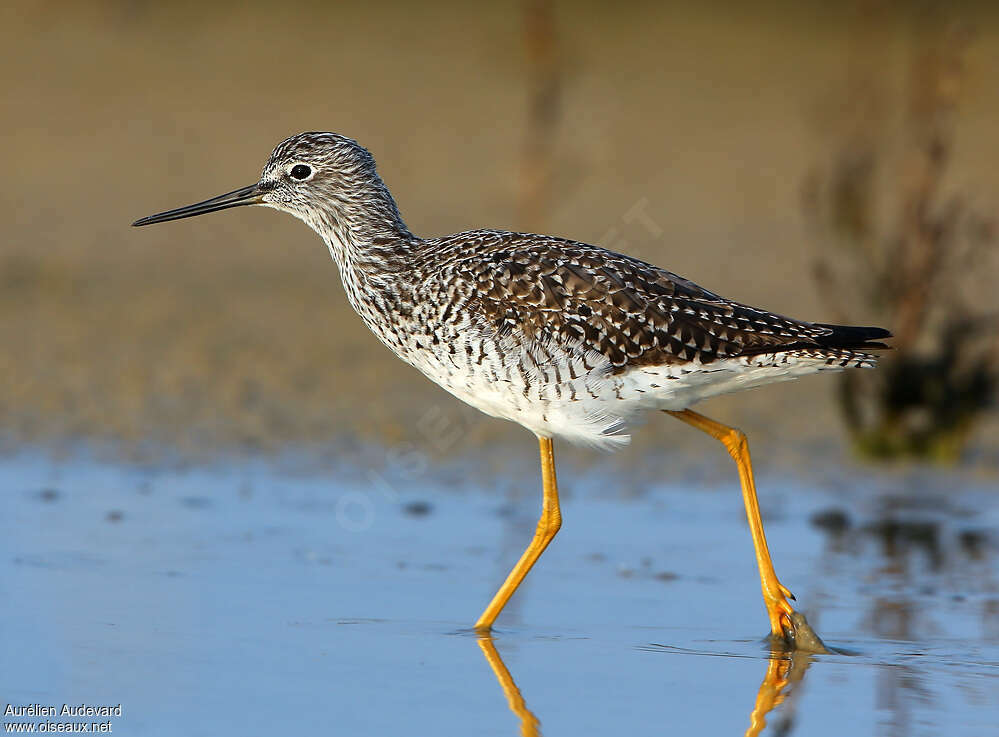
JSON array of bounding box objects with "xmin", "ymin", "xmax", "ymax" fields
[{"xmin": 134, "ymin": 132, "xmax": 890, "ymax": 648}]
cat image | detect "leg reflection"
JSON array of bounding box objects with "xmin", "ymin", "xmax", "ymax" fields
[
  {"xmin": 745, "ymin": 648, "xmax": 814, "ymax": 737},
  {"xmin": 477, "ymin": 635, "xmax": 542, "ymax": 737},
  {"xmin": 478, "ymin": 632, "xmax": 814, "ymax": 737}
]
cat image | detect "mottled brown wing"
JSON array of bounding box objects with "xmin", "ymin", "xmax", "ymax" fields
[{"xmin": 459, "ymin": 232, "xmax": 882, "ymax": 371}]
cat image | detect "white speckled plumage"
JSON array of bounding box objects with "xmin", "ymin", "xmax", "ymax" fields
[
  {"xmin": 137, "ymin": 132, "xmax": 891, "ymax": 449},
  {"xmin": 133, "ymin": 131, "xmax": 881, "ymax": 642}
]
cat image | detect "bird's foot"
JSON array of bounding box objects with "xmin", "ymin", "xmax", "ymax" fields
[{"xmin": 764, "ymin": 586, "xmax": 829, "ymax": 654}]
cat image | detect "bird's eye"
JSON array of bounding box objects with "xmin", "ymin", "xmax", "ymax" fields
[{"xmin": 289, "ymin": 164, "xmax": 312, "ymax": 180}]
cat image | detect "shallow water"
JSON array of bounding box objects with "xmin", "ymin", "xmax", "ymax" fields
[{"xmin": 3, "ymin": 454, "xmax": 998, "ymax": 736}]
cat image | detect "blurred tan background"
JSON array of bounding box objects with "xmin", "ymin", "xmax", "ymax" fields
[{"xmin": 1, "ymin": 0, "xmax": 997, "ymax": 468}]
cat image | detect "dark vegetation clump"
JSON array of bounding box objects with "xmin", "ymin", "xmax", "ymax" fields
[{"xmin": 802, "ymin": 14, "xmax": 998, "ymax": 462}]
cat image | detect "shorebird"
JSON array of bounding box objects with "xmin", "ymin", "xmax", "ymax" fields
[{"xmin": 134, "ymin": 132, "xmax": 890, "ymax": 647}]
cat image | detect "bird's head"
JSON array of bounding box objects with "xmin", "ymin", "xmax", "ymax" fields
[{"xmin": 133, "ymin": 132, "xmax": 408, "ymax": 242}]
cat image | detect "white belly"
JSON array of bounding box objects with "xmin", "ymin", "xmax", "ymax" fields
[{"xmin": 406, "ymin": 344, "xmax": 849, "ymax": 450}]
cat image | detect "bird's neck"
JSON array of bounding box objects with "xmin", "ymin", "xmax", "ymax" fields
[
  {"xmin": 312, "ymin": 184, "xmax": 419, "ymax": 278},
  {"xmin": 314, "ymin": 192, "xmax": 421, "ymax": 339}
]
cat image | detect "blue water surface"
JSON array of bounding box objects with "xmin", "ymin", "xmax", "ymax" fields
[{"xmin": 2, "ymin": 453, "xmax": 998, "ymax": 736}]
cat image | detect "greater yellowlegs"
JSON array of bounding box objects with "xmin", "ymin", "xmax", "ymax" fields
[{"xmin": 134, "ymin": 132, "xmax": 890, "ymax": 647}]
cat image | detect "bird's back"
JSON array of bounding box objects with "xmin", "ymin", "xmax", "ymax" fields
[{"xmin": 343, "ymin": 229, "xmax": 888, "ymax": 448}]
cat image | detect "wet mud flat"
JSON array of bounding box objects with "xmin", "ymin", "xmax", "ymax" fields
[{"xmin": 2, "ymin": 453, "xmax": 998, "ymax": 736}]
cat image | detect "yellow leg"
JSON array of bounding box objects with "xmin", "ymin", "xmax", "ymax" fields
[
  {"xmin": 477, "ymin": 635, "xmax": 541, "ymax": 737},
  {"xmin": 744, "ymin": 647, "xmax": 815, "ymax": 737},
  {"xmin": 475, "ymin": 436, "xmax": 561, "ymax": 631},
  {"xmin": 744, "ymin": 654, "xmax": 792, "ymax": 737},
  {"xmin": 664, "ymin": 409, "xmax": 819, "ymax": 646}
]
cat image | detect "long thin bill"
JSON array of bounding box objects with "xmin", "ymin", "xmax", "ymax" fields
[{"xmin": 132, "ymin": 183, "xmax": 263, "ymax": 226}]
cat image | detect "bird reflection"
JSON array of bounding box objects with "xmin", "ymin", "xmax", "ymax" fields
[
  {"xmin": 477, "ymin": 635, "xmax": 541, "ymax": 737},
  {"xmin": 477, "ymin": 634, "xmax": 814, "ymax": 737},
  {"xmin": 744, "ymin": 650, "xmax": 814, "ymax": 737}
]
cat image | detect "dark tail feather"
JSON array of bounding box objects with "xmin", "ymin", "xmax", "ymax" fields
[{"xmin": 813, "ymin": 323, "xmax": 893, "ymax": 350}]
